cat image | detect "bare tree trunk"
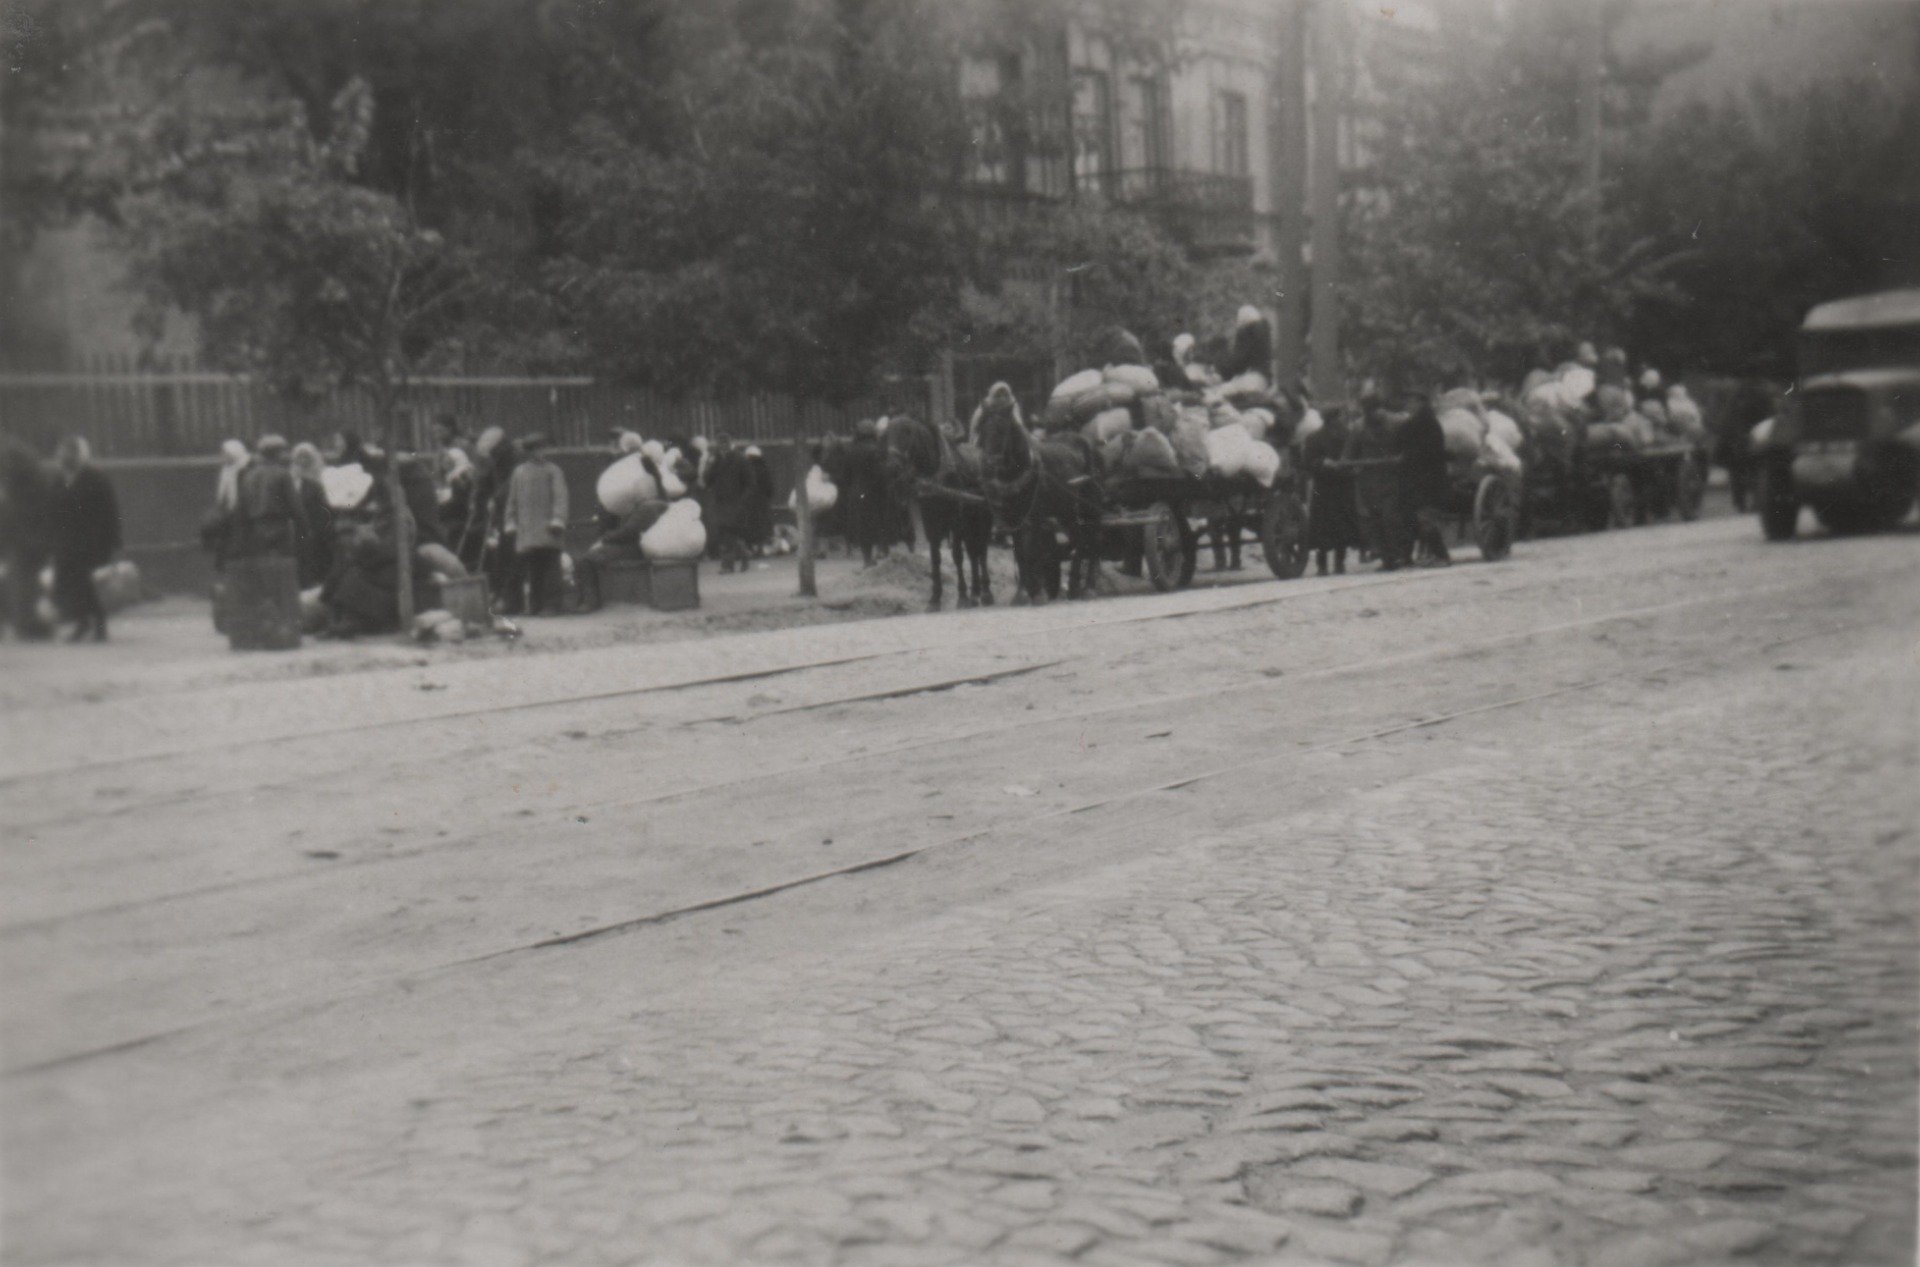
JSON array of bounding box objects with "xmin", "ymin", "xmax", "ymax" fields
[{"xmin": 378, "ymin": 372, "xmax": 416, "ymax": 631}]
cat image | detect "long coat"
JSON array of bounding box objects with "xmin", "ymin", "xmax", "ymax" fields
[
  {"xmin": 1302, "ymin": 420, "xmax": 1360, "ymax": 551},
  {"xmin": 1394, "ymin": 404, "xmax": 1451, "ymax": 510},
  {"xmin": 835, "ymin": 437, "xmax": 897, "ymax": 551},
  {"xmin": 505, "ymin": 457, "xmax": 569, "ymax": 552},
  {"xmin": 51, "ymin": 466, "xmax": 121, "ymax": 570}
]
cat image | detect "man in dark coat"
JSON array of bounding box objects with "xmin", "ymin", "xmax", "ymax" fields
[
  {"xmin": 1, "ymin": 444, "xmax": 56, "ymax": 640},
  {"xmin": 701, "ymin": 438, "xmax": 757, "ymax": 572},
  {"xmin": 839, "ymin": 422, "xmax": 896, "ymax": 567},
  {"xmin": 49, "ymin": 437, "xmax": 121, "ymax": 641},
  {"xmin": 1394, "ymin": 395, "xmax": 1452, "ymax": 566},
  {"xmin": 1345, "ymin": 399, "xmax": 1410, "ymax": 571},
  {"xmin": 1302, "ymin": 405, "xmax": 1359, "ymax": 575},
  {"xmin": 741, "ymin": 445, "xmax": 775, "ymax": 554}
]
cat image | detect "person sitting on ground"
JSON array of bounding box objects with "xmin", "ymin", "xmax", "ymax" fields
[{"xmin": 49, "ymin": 436, "xmax": 121, "ymax": 642}]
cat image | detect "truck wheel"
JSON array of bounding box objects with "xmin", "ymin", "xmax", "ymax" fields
[{"xmin": 1757, "ymin": 464, "xmax": 1798, "ymax": 541}]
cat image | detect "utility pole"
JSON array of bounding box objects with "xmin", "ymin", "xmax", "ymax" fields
[
  {"xmin": 1307, "ymin": 0, "xmax": 1344, "ymax": 404},
  {"xmin": 1271, "ymin": 0, "xmax": 1310, "ymax": 390}
]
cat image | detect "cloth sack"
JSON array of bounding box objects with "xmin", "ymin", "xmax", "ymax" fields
[
  {"xmin": 1439, "ymin": 408, "xmax": 1488, "ymax": 462},
  {"xmin": 1485, "ymin": 409, "xmax": 1524, "ymax": 452},
  {"xmin": 1205, "ymin": 423, "xmax": 1255, "ymax": 478},
  {"xmin": 321, "ymin": 463, "xmax": 374, "ymax": 511},
  {"xmin": 597, "ymin": 453, "xmax": 664, "ymax": 516},
  {"xmin": 1083, "ymin": 408, "xmax": 1135, "ymax": 446},
  {"xmin": 1243, "ymin": 439, "xmax": 1282, "ymax": 488},
  {"xmin": 1170, "ymin": 407, "xmax": 1212, "ymax": 478},
  {"xmin": 640, "ymin": 499, "xmax": 708, "ymax": 561},
  {"xmin": 790, "ymin": 465, "xmax": 838, "ymax": 513},
  {"xmin": 1103, "ymin": 364, "xmax": 1160, "ymax": 393}
]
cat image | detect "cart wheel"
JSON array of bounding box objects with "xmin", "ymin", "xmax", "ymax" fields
[
  {"xmin": 1676, "ymin": 453, "xmax": 1706, "ymax": 522},
  {"xmin": 1473, "ymin": 475, "xmax": 1516, "ymax": 562},
  {"xmin": 1260, "ymin": 487, "xmax": 1308, "ymax": 579},
  {"xmin": 1141, "ymin": 501, "xmax": 1191, "ymax": 591},
  {"xmin": 1605, "ymin": 473, "xmax": 1637, "ymax": 529}
]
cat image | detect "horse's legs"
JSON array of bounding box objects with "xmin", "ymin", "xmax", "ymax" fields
[
  {"xmin": 949, "ymin": 527, "xmax": 972, "ymax": 608},
  {"xmin": 926, "ymin": 521, "xmax": 943, "ymax": 612},
  {"xmin": 972, "ymin": 518, "xmax": 994, "ymax": 605}
]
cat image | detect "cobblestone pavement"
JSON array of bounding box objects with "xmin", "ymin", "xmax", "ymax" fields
[{"xmin": 4, "ymin": 519, "xmax": 1916, "ymax": 1265}]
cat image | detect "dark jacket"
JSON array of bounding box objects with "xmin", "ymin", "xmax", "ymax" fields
[
  {"xmin": 294, "ymin": 478, "xmax": 335, "ymax": 587},
  {"xmin": 1394, "ymin": 403, "xmax": 1450, "ymax": 508},
  {"xmin": 702, "ymin": 449, "xmax": 758, "ymax": 537},
  {"xmin": 235, "ymin": 459, "xmax": 306, "ymax": 558},
  {"xmin": 1303, "ymin": 419, "xmax": 1359, "ymax": 550},
  {"xmin": 51, "ymin": 466, "xmax": 121, "ymax": 569}
]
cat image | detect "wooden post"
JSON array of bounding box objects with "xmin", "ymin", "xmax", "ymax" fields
[
  {"xmin": 1576, "ymin": 0, "xmax": 1606, "ymax": 259},
  {"xmin": 1307, "ymin": 0, "xmax": 1345, "ymax": 403},
  {"xmin": 1271, "ymin": 0, "xmax": 1310, "ymax": 389},
  {"xmin": 795, "ymin": 445, "xmax": 817, "ymax": 599},
  {"xmin": 379, "ymin": 373, "xmax": 417, "ymax": 631}
]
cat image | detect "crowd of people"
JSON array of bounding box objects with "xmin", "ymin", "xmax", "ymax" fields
[{"xmin": 0, "ymin": 325, "xmax": 1733, "ymax": 649}]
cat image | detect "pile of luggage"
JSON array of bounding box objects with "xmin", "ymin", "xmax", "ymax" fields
[
  {"xmin": 1038, "ymin": 318, "xmax": 1298, "ymax": 491},
  {"xmin": 593, "ymin": 435, "xmax": 707, "ymax": 562}
]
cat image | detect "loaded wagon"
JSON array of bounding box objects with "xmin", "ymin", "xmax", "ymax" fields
[
  {"xmin": 1324, "ymin": 454, "xmax": 1519, "ymax": 564},
  {"xmin": 1573, "ymin": 437, "xmax": 1707, "ymax": 530},
  {"xmin": 1100, "ymin": 465, "xmax": 1308, "ymax": 591}
]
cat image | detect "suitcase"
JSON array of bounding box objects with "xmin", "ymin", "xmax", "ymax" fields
[{"xmin": 647, "ymin": 559, "xmax": 699, "ymax": 612}]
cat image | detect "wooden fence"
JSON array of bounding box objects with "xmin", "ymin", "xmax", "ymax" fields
[{"xmin": 0, "ymin": 356, "xmax": 933, "ymax": 458}]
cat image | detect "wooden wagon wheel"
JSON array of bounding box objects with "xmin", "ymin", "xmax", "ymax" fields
[
  {"xmin": 1141, "ymin": 500, "xmax": 1192, "ymax": 592},
  {"xmin": 1473, "ymin": 474, "xmax": 1517, "ymax": 562},
  {"xmin": 1675, "ymin": 452, "xmax": 1706, "ymax": 522},
  {"xmin": 1259, "ymin": 486, "xmax": 1309, "ymax": 579},
  {"xmin": 1605, "ymin": 473, "xmax": 1637, "ymax": 529}
]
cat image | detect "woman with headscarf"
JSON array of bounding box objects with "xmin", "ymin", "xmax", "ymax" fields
[{"xmin": 290, "ymin": 443, "xmax": 335, "ymax": 588}]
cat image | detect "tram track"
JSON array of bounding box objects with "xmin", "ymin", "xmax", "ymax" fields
[
  {"xmin": 2, "ymin": 607, "xmax": 1875, "ymax": 1079},
  {"xmin": 0, "ymin": 571, "xmax": 1852, "ymax": 936},
  {"xmin": 1, "ymin": 540, "xmax": 1844, "ymax": 838}
]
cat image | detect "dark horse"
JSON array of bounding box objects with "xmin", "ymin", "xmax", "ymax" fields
[
  {"xmin": 883, "ymin": 416, "xmax": 995, "ymax": 611},
  {"xmin": 971, "ymin": 383, "xmax": 1105, "ymax": 604}
]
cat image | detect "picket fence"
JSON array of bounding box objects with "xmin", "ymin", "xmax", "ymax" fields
[{"xmin": 0, "ymin": 356, "xmax": 933, "ymax": 458}]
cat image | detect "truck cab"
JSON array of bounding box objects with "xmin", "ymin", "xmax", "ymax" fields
[{"xmin": 1757, "ymin": 288, "xmax": 1920, "ymax": 538}]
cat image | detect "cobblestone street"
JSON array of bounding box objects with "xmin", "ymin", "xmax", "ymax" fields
[{"xmin": 4, "ymin": 517, "xmax": 1916, "ymax": 1265}]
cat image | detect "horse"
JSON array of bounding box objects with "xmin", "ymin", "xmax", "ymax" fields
[
  {"xmin": 970, "ymin": 383, "xmax": 1105, "ymax": 604},
  {"xmin": 882, "ymin": 415, "xmax": 995, "ymax": 612}
]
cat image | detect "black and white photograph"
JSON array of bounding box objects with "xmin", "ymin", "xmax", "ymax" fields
[{"xmin": 2, "ymin": 0, "xmax": 1917, "ymax": 1262}]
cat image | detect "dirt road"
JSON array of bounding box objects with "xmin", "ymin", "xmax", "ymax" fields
[{"xmin": 4, "ymin": 517, "xmax": 1915, "ymax": 1265}]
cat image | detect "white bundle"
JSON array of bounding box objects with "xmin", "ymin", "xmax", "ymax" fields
[
  {"xmin": 1485, "ymin": 409, "xmax": 1524, "ymax": 452},
  {"xmin": 1219, "ymin": 371, "xmax": 1271, "ymax": 403},
  {"xmin": 658, "ymin": 450, "xmax": 689, "ymax": 499},
  {"xmin": 1242, "ymin": 439, "xmax": 1282, "ymax": 488},
  {"xmin": 1184, "ymin": 362, "xmax": 1220, "ymax": 388},
  {"xmin": 1048, "ymin": 369, "xmax": 1104, "ymax": 410},
  {"xmin": 1083, "ymin": 407, "xmax": 1134, "ymax": 445},
  {"xmin": 1103, "ymin": 363, "xmax": 1160, "ymax": 393},
  {"xmin": 1206, "ymin": 399, "xmax": 1246, "ymax": 431},
  {"xmin": 1292, "ymin": 407, "xmax": 1325, "ymax": 448},
  {"xmin": 789, "ymin": 464, "xmax": 838, "ymax": 513},
  {"xmin": 1439, "ymin": 408, "xmax": 1488, "ymax": 462},
  {"xmin": 596, "ymin": 453, "xmax": 663, "ymax": 516},
  {"xmin": 1436, "ymin": 387, "xmax": 1483, "ymax": 416},
  {"xmin": 321, "ymin": 463, "xmax": 374, "ymax": 511},
  {"xmin": 1557, "ymin": 363, "xmax": 1596, "ymax": 402},
  {"xmin": 1480, "ymin": 433, "xmax": 1523, "ymax": 475},
  {"xmin": 1239, "ymin": 407, "xmax": 1275, "ymax": 443},
  {"xmin": 1750, "ymin": 416, "xmax": 1775, "ymax": 447},
  {"xmin": 1205, "ymin": 423, "xmax": 1255, "ymax": 478},
  {"xmin": 640, "ymin": 498, "xmax": 707, "ymax": 560},
  {"xmin": 92, "ymin": 560, "xmax": 143, "ymax": 613}
]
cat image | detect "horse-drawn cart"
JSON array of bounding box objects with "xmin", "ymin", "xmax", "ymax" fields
[
  {"xmin": 1100, "ymin": 465, "xmax": 1309, "ymax": 592},
  {"xmin": 1574, "ymin": 438, "xmax": 1708, "ymax": 531}
]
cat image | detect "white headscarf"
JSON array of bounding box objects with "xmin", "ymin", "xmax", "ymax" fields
[{"xmin": 215, "ymin": 438, "xmax": 250, "ymax": 511}]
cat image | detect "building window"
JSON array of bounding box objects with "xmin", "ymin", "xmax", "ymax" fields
[
  {"xmin": 1119, "ymin": 74, "xmax": 1167, "ymax": 171},
  {"xmin": 962, "ymin": 52, "xmax": 1023, "ymax": 189},
  {"xmin": 1072, "ymin": 70, "xmax": 1114, "ymax": 195},
  {"xmin": 1215, "ymin": 89, "xmax": 1250, "ymax": 178}
]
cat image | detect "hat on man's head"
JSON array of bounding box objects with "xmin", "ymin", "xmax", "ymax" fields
[
  {"xmin": 519, "ymin": 432, "xmax": 548, "ymax": 453},
  {"xmin": 256, "ymin": 434, "xmax": 290, "ymax": 457}
]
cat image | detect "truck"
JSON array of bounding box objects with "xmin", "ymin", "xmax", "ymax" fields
[{"xmin": 1757, "ymin": 288, "xmax": 1920, "ymax": 539}]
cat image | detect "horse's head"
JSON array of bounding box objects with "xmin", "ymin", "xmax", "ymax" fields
[{"xmin": 882, "ymin": 415, "xmax": 938, "ymax": 502}]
